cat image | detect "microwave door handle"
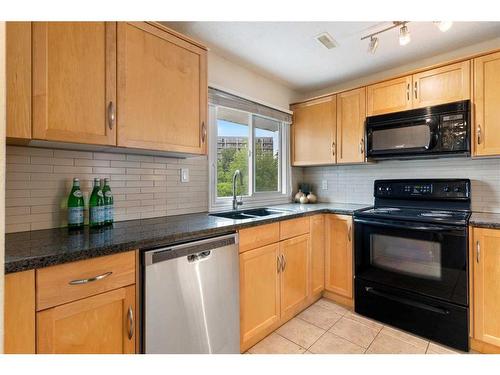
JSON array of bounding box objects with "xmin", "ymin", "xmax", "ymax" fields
[{"xmin": 354, "ymin": 218, "xmax": 463, "ymax": 232}]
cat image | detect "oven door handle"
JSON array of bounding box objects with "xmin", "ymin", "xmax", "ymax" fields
[
  {"xmin": 365, "ymin": 287, "xmax": 450, "ymax": 315},
  {"xmin": 354, "ymin": 218, "xmax": 464, "ymax": 232}
]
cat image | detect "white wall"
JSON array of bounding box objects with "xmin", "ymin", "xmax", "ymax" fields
[
  {"xmin": 298, "ymin": 36, "xmax": 500, "ymax": 101},
  {"xmin": 1, "ymin": 21, "xmax": 6, "ymax": 354},
  {"xmin": 208, "ymin": 51, "xmax": 299, "ymax": 111}
]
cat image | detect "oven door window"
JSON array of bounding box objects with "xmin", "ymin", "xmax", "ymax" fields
[{"xmin": 371, "ymin": 234, "xmax": 441, "ymax": 280}]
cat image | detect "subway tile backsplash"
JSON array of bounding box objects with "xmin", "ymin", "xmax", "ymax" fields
[
  {"xmin": 300, "ymin": 157, "xmax": 500, "ymax": 213},
  {"xmin": 5, "ymin": 146, "xmax": 208, "ymax": 233}
]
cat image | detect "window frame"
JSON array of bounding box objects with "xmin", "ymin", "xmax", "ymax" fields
[{"xmin": 208, "ymin": 104, "xmax": 291, "ymax": 212}]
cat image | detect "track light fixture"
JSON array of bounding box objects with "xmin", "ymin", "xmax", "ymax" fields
[
  {"xmin": 368, "ymin": 36, "xmax": 379, "ymax": 54},
  {"xmin": 435, "ymin": 21, "xmax": 453, "ymax": 32},
  {"xmin": 399, "ymin": 24, "xmax": 411, "ymax": 46}
]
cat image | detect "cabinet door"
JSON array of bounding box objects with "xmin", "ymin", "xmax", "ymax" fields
[
  {"xmin": 291, "ymin": 95, "xmax": 336, "ymax": 166},
  {"xmin": 473, "ymin": 228, "xmax": 500, "ymax": 348},
  {"xmin": 325, "ymin": 215, "xmax": 353, "ymax": 299},
  {"xmin": 336, "ymin": 87, "xmax": 366, "ymax": 164},
  {"xmin": 117, "ymin": 22, "xmax": 207, "ymax": 154},
  {"xmin": 366, "ymin": 75, "xmax": 412, "ymax": 116},
  {"xmin": 310, "ymin": 215, "xmax": 325, "ymax": 297},
  {"xmin": 32, "ymin": 22, "xmax": 117, "ymax": 145},
  {"xmin": 37, "ymin": 286, "xmax": 136, "ymax": 354},
  {"xmin": 473, "ymin": 52, "xmax": 500, "ymax": 156},
  {"xmin": 412, "ymin": 60, "xmax": 470, "ymax": 109},
  {"xmin": 280, "ymin": 234, "xmax": 310, "ymax": 320},
  {"xmin": 239, "ymin": 243, "xmax": 281, "ymax": 351},
  {"xmin": 6, "ymin": 22, "xmax": 32, "ymax": 140}
]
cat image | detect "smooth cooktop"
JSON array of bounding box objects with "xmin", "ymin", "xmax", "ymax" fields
[{"xmin": 355, "ymin": 207, "xmax": 471, "ymax": 225}]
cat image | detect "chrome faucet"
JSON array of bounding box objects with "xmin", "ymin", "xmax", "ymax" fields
[{"xmin": 232, "ymin": 169, "xmax": 244, "ymax": 210}]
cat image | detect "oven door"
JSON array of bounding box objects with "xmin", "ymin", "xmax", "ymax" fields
[
  {"xmin": 366, "ymin": 116, "xmax": 439, "ymax": 157},
  {"xmin": 354, "ymin": 218, "xmax": 468, "ymax": 306}
]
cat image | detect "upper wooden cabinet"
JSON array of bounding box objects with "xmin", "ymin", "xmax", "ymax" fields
[
  {"xmin": 336, "ymin": 87, "xmax": 366, "ymax": 164},
  {"xmin": 6, "ymin": 22, "xmax": 32, "ymax": 140},
  {"xmin": 472, "ymin": 227, "xmax": 500, "ymax": 350},
  {"xmin": 473, "ymin": 51, "xmax": 500, "ymax": 157},
  {"xmin": 291, "ymin": 96, "xmax": 336, "ymax": 166},
  {"xmin": 412, "ymin": 61, "xmax": 470, "ymax": 108},
  {"xmin": 367, "ymin": 61, "xmax": 471, "ymax": 117},
  {"xmin": 366, "ymin": 76, "xmax": 412, "ymax": 116},
  {"xmin": 117, "ymin": 22, "xmax": 207, "ymax": 154},
  {"xmin": 325, "ymin": 215, "xmax": 353, "ymax": 301},
  {"xmin": 32, "ymin": 22, "xmax": 117, "ymax": 145}
]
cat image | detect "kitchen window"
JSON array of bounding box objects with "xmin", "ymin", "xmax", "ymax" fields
[{"xmin": 208, "ymin": 88, "xmax": 292, "ymax": 211}]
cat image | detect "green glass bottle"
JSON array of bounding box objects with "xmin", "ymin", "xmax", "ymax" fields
[
  {"xmin": 67, "ymin": 178, "xmax": 84, "ymax": 229},
  {"xmin": 102, "ymin": 178, "xmax": 114, "ymax": 225},
  {"xmin": 89, "ymin": 178, "xmax": 105, "ymax": 227}
]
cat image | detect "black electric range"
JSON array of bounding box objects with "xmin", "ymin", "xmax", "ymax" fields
[{"xmin": 354, "ymin": 179, "xmax": 471, "ymax": 351}]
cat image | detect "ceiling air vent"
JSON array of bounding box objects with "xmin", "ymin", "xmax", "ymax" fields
[{"xmin": 315, "ymin": 32, "xmax": 338, "ymax": 49}]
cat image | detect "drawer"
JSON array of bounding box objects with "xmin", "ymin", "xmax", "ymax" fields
[
  {"xmin": 280, "ymin": 217, "xmax": 310, "ymax": 240},
  {"xmin": 239, "ymin": 223, "xmax": 280, "ymax": 253},
  {"xmin": 36, "ymin": 251, "xmax": 136, "ymax": 311}
]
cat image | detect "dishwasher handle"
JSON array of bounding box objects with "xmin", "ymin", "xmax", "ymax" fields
[{"xmin": 144, "ymin": 233, "xmax": 238, "ymax": 266}]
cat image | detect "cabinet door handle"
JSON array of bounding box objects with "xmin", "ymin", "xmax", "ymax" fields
[
  {"xmin": 331, "ymin": 141, "xmax": 336, "ymax": 157},
  {"xmin": 348, "ymin": 225, "xmax": 352, "ymax": 242},
  {"xmin": 407, "ymin": 83, "xmax": 410, "ymax": 101},
  {"xmin": 201, "ymin": 121, "xmax": 207, "ymax": 143},
  {"xmin": 127, "ymin": 306, "xmax": 134, "ymax": 340},
  {"xmin": 477, "ymin": 124, "xmax": 482, "ymax": 145},
  {"xmin": 281, "ymin": 254, "xmax": 286, "ymax": 272},
  {"xmin": 476, "ymin": 240, "xmax": 480, "ymax": 263},
  {"xmin": 107, "ymin": 101, "xmax": 115, "ymax": 130},
  {"xmin": 277, "ymin": 255, "xmax": 282, "ymax": 273},
  {"xmin": 68, "ymin": 271, "xmax": 113, "ymax": 285},
  {"xmin": 414, "ymin": 82, "xmax": 418, "ymax": 100},
  {"xmin": 359, "ymin": 138, "xmax": 364, "ymax": 155}
]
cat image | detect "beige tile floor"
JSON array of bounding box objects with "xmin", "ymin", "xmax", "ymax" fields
[{"xmin": 247, "ymin": 298, "xmax": 471, "ymax": 354}]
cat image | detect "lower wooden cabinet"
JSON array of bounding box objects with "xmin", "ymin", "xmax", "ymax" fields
[
  {"xmin": 37, "ymin": 286, "xmax": 136, "ymax": 354},
  {"xmin": 310, "ymin": 214, "xmax": 325, "ymax": 297},
  {"xmin": 471, "ymin": 227, "xmax": 500, "ymax": 353},
  {"xmin": 239, "ymin": 243, "xmax": 281, "ymax": 350},
  {"xmin": 325, "ymin": 214, "xmax": 353, "ymax": 305},
  {"xmin": 280, "ymin": 234, "xmax": 310, "ymax": 321}
]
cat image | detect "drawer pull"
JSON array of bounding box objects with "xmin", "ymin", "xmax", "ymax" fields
[
  {"xmin": 68, "ymin": 271, "xmax": 113, "ymax": 285},
  {"xmin": 127, "ymin": 306, "xmax": 134, "ymax": 340}
]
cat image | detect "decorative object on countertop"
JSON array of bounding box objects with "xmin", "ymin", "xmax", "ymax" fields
[
  {"xmin": 294, "ymin": 189, "xmax": 305, "ymax": 203},
  {"xmin": 299, "ymin": 195, "xmax": 309, "ymax": 204},
  {"xmin": 67, "ymin": 178, "xmax": 84, "ymax": 230},
  {"xmin": 101, "ymin": 178, "xmax": 114, "ymax": 226},
  {"xmin": 307, "ymin": 191, "xmax": 317, "ymax": 203},
  {"xmin": 89, "ymin": 178, "xmax": 105, "ymax": 228},
  {"xmin": 298, "ymin": 183, "xmax": 311, "ymax": 195}
]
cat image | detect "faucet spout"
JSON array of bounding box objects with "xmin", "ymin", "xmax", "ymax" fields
[{"xmin": 232, "ymin": 170, "xmax": 243, "ymax": 210}]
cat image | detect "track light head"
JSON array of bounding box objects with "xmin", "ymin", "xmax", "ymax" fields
[
  {"xmin": 399, "ymin": 24, "xmax": 411, "ymax": 46},
  {"xmin": 435, "ymin": 21, "xmax": 453, "ymax": 32},
  {"xmin": 368, "ymin": 36, "xmax": 379, "ymax": 54}
]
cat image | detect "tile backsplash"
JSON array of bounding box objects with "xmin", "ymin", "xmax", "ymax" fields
[
  {"xmin": 300, "ymin": 157, "xmax": 500, "ymax": 213},
  {"xmin": 5, "ymin": 146, "xmax": 208, "ymax": 233}
]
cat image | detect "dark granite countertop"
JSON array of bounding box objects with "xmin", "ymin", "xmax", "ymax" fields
[
  {"xmin": 4, "ymin": 202, "xmax": 370, "ymax": 274},
  {"xmin": 469, "ymin": 212, "xmax": 500, "ymax": 229}
]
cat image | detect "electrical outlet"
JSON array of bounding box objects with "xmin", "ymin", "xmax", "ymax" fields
[
  {"xmin": 181, "ymin": 168, "xmax": 189, "ymax": 183},
  {"xmin": 322, "ymin": 180, "xmax": 328, "ymax": 190}
]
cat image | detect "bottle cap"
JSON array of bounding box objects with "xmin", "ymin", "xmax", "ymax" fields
[
  {"xmin": 73, "ymin": 178, "xmax": 79, "ymax": 182},
  {"xmin": 104, "ymin": 178, "xmax": 110, "ymax": 182}
]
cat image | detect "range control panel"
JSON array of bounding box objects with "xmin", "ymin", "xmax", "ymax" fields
[{"xmin": 374, "ymin": 179, "xmax": 470, "ymax": 200}]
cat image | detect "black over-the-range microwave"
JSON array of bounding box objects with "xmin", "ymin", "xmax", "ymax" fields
[{"xmin": 365, "ymin": 100, "xmax": 471, "ymax": 160}]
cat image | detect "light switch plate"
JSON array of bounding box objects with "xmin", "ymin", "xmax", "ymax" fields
[
  {"xmin": 181, "ymin": 168, "xmax": 189, "ymax": 183},
  {"xmin": 322, "ymin": 180, "xmax": 328, "ymax": 190}
]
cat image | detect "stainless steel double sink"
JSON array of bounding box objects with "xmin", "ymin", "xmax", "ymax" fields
[{"xmin": 209, "ymin": 207, "xmax": 291, "ymax": 220}]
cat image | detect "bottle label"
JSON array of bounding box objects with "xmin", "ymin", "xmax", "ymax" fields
[
  {"xmin": 73, "ymin": 190, "xmax": 83, "ymax": 198},
  {"xmin": 105, "ymin": 205, "xmax": 114, "ymax": 222},
  {"xmin": 97, "ymin": 190, "xmax": 104, "ymax": 198},
  {"xmin": 104, "ymin": 191, "xmax": 112, "ymax": 198},
  {"xmin": 68, "ymin": 207, "xmax": 84, "ymax": 225},
  {"xmin": 90, "ymin": 206, "xmax": 105, "ymax": 224}
]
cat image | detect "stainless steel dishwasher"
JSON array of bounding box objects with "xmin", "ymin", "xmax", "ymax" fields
[{"xmin": 143, "ymin": 233, "xmax": 239, "ymax": 353}]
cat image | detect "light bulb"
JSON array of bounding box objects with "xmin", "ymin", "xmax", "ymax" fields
[
  {"xmin": 399, "ymin": 25, "xmax": 411, "ymax": 46},
  {"xmin": 436, "ymin": 21, "xmax": 453, "ymax": 32}
]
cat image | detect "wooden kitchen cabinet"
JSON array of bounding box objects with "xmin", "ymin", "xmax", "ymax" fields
[
  {"xmin": 291, "ymin": 95, "xmax": 336, "ymax": 166},
  {"xmin": 366, "ymin": 75, "xmax": 412, "ymax": 116},
  {"xmin": 473, "ymin": 52, "xmax": 500, "ymax": 157},
  {"xmin": 412, "ymin": 60, "xmax": 470, "ymax": 109},
  {"xmin": 310, "ymin": 214, "xmax": 325, "ymax": 297},
  {"xmin": 471, "ymin": 227, "xmax": 500, "ymax": 353},
  {"xmin": 280, "ymin": 234, "xmax": 310, "ymax": 321},
  {"xmin": 37, "ymin": 286, "xmax": 136, "ymax": 354},
  {"xmin": 336, "ymin": 87, "xmax": 366, "ymax": 164},
  {"xmin": 117, "ymin": 22, "xmax": 208, "ymax": 154},
  {"xmin": 32, "ymin": 22, "xmax": 117, "ymax": 145},
  {"xmin": 325, "ymin": 214, "xmax": 353, "ymax": 305},
  {"xmin": 239, "ymin": 243, "xmax": 281, "ymax": 351},
  {"xmin": 6, "ymin": 22, "xmax": 32, "ymax": 141}
]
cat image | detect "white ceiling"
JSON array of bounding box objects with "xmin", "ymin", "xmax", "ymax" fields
[{"xmin": 163, "ymin": 21, "xmax": 500, "ymax": 93}]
